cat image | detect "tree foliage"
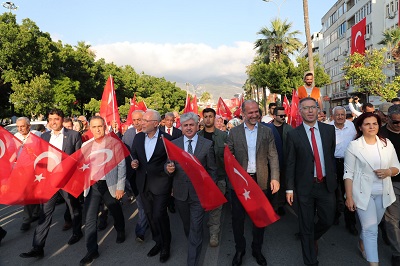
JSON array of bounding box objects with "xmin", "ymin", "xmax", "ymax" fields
[
  {"xmin": 343, "ymin": 48, "xmax": 398, "ymax": 101},
  {"xmin": 0, "ymin": 12, "xmax": 187, "ymax": 118}
]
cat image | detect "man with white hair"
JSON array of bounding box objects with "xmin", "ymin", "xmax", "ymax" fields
[
  {"xmin": 14, "ymin": 117, "xmax": 41, "ymax": 231},
  {"xmin": 166, "ymin": 112, "xmax": 217, "ymax": 266}
]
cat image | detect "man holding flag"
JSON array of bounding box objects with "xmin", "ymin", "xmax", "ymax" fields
[
  {"xmin": 227, "ymin": 100, "xmax": 280, "ymax": 266},
  {"xmin": 166, "ymin": 112, "xmax": 217, "ymax": 266}
]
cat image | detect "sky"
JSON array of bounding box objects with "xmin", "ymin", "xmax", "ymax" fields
[{"xmin": 10, "ymin": 0, "xmax": 336, "ymax": 83}]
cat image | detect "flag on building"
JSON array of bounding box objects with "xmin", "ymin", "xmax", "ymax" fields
[{"xmin": 351, "ymin": 17, "xmax": 366, "ymax": 55}]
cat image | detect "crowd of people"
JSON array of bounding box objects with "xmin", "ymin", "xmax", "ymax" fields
[{"xmin": 1, "ymin": 72, "xmax": 400, "ymax": 266}]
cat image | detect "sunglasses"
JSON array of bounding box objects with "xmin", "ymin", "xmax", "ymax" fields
[
  {"xmin": 277, "ymin": 115, "xmax": 287, "ymax": 118},
  {"xmin": 391, "ymin": 120, "xmax": 400, "ymax": 125}
]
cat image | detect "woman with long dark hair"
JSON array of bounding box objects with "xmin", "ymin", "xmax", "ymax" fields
[{"xmin": 344, "ymin": 112, "xmax": 400, "ymax": 265}]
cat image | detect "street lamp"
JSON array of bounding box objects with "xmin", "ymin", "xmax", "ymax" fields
[
  {"xmin": 262, "ymin": 0, "xmax": 286, "ymax": 17},
  {"xmin": 2, "ymin": 1, "xmax": 18, "ymax": 12}
]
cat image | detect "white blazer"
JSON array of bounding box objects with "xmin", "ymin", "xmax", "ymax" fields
[{"xmin": 343, "ymin": 136, "xmax": 400, "ymax": 210}]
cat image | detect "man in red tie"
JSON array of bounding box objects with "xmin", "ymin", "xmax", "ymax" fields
[
  {"xmin": 286, "ymin": 97, "xmax": 337, "ymax": 266},
  {"xmin": 160, "ymin": 112, "xmax": 182, "ymax": 140}
]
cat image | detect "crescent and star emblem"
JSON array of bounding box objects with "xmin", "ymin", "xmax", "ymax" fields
[
  {"xmin": 78, "ymin": 149, "xmax": 113, "ymax": 171},
  {"xmin": 243, "ymin": 189, "xmax": 251, "ymax": 200},
  {"xmin": 233, "ymin": 167, "xmax": 249, "ymax": 186},
  {"xmin": 33, "ymin": 151, "xmax": 62, "ymax": 182}
]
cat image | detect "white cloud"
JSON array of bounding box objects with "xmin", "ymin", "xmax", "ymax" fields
[{"xmin": 91, "ymin": 41, "xmax": 255, "ymax": 81}]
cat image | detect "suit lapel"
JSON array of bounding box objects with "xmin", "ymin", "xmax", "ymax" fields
[
  {"xmin": 62, "ymin": 128, "xmax": 68, "ymax": 152},
  {"xmin": 239, "ymin": 124, "xmax": 248, "ymax": 152},
  {"xmin": 297, "ymin": 124, "xmax": 313, "ymax": 157},
  {"xmin": 256, "ymin": 124, "xmax": 263, "ymax": 152},
  {"xmin": 194, "ymin": 136, "xmax": 203, "ymax": 156}
]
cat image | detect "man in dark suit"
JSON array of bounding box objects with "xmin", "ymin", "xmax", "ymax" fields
[
  {"xmin": 160, "ymin": 112, "xmax": 182, "ymax": 139},
  {"xmin": 121, "ymin": 110, "xmax": 149, "ymax": 242},
  {"xmin": 20, "ymin": 109, "xmax": 83, "ymax": 259},
  {"xmin": 131, "ymin": 109, "xmax": 173, "ymax": 263},
  {"xmin": 227, "ymin": 100, "xmax": 280, "ymax": 266},
  {"xmin": 159, "ymin": 112, "xmax": 182, "ymax": 214},
  {"xmin": 286, "ymin": 97, "xmax": 337, "ymax": 266},
  {"xmin": 166, "ymin": 112, "xmax": 217, "ymax": 266}
]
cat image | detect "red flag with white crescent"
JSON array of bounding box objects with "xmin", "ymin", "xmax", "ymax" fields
[
  {"xmin": 0, "ymin": 126, "xmax": 22, "ymax": 179},
  {"xmin": 99, "ymin": 75, "xmax": 121, "ymax": 131},
  {"xmin": 216, "ymin": 97, "xmax": 232, "ymax": 121},
  {"xmin": 351, "ymin": 18, "xmax": 366, "ymax": 55},
  {"xmin": 224, "ymin": 146, "xmax": 279, "ymax": 227},
  {"xmin": 52, "ymin": 132, "xmax": 130, "ymax": 198},
  {"xmin": 0, "ymin": 133, "xmax": 68, "ymax": 205},
  {"xmin": 163, "ymin": 138, "xmax": 227, "ymax": 211}
]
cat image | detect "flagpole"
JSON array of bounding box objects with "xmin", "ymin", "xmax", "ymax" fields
[{"xmin": 110, "ymin": 75, "xmax": 116, "ymax": 123}]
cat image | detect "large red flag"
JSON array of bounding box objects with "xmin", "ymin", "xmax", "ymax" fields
[
  {"xmin": 351, "ymin": 18, "xmax": 366, "ymax": 55},
  {"xmin": 0, "ymin": 126, "xmax": 22, "ymax": 179},
  {"xmin": 53, "ymin": 132, "xmax": 130, "ymax": 198},
  {"xmin": 224, "ymin": 146, "xmax": 279, "ymax": 227},
  {"xmin": 163, "ymin": 138, "xmax": 227, "ymax": 211},
  {"xmin": 0, "ymin": 134, "xmax": 68, "ymax": 205},
  {"xmin": 233, "ymin": 94, "xmax": 244, "ymax": 118},
  {"xmin": 283, "ymin": 95, "xmax": 291, "ymax": 123},
  {"xmin": 126, "ymin": 94, "xmax": 148, "ymax": 126},
  {"xmin": 216, "ymin": 97, "xmax": 232, "ymax": 121},
  {"xmin": 99, "ymin": 75, "xmax": 121, "ymax": 131}
]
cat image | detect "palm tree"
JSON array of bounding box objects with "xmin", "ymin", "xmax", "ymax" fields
[
  {"xmin": 254, "ymin": 18, "xmax": 302, "ymax": 63},
  {"xmin": 378, "ymin": 28, "xmax": 400, "ymax": 76}
]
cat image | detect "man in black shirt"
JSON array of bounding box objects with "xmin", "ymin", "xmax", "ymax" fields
[{"xmin": 381, "ymin": 104, "xmax": 400, "ymax": 265}]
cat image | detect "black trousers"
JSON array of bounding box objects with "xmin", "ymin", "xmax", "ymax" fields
[
  {"xmin": 297, "ymin": 182, "xmax": 335, "ymax": 265},
  {"xmin": 230, "ymin": 188, "xmax": 265, "ymax": 253},
  {"xmin": 335, "ymin": 158, "xmax": 356, "ymax": 227},
  {"xmin": 141, "ymin": 191, "xmax": 171, "ymax": 249}
]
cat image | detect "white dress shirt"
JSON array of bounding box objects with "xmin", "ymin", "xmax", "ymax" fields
[
  {"xmin": 183, "ymin": 134, "xmax": 198, "ymax": 153},
  {"xmin": 244, "ymin": 122, "xmax": 258, "ymax": 173},
  {"xmin": 49, "ymin": 128, "xmax": 65, "ymax": 150},
  {"xmin": 329, "ymin": 120, "xmax": 357, "ymax": 158},
  {"xmin": 145, "ymin": 129, "xmax": 159, "ymax": 162}
]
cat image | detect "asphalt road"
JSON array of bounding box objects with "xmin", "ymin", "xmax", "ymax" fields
[{"xmin": 0, "ymin": 195, "xmax": 393, "ymax": 266}]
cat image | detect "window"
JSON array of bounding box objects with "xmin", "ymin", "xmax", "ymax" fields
[{"xmin": 366, "ymin": 23, "xmax": 372, "ymax": 35}]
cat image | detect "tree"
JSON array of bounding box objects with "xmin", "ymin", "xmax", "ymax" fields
[
  {"xmin": 254, "ymin": 18, "xmax": 302, "ymax": 63},
  {"xmin": 295, "ymin": 56, "xmax": 331, "ymax": 88},
  {"xmin": 378, "ymin": 27, "xmax": 400, "ymax": 76},
  {"xmin": 343, "ymin": 48, "xmax": 399, "ymax": 101},
  {"xmin": 200, "ymin": 92, "xmax": 211, "ymax": 103},
  {"xmin": 84, "ymin": 98, "xmax": 101, "ymax": 116}
]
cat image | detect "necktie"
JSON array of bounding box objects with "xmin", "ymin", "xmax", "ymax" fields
[
  {"xmin": 187, "ymin": 139, "xmax": 193, "ymax": 154},
  {"xmin": 167, "ymin": 128, "xmax": 171, "ymax": 135},
  {"xmin": 310, "ymin": 127, "xmax": 323, "ymax": 182}
]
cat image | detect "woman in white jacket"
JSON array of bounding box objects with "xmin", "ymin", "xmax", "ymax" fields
[{"xmin": 344, "ymin": 112, "xmax": 400, "ymax": 266}]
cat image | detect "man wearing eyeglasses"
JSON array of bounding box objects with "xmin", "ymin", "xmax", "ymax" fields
[
  {"xmin": 286, "ymin": 97, "xmax": 337, "ymax": 266},
  {"xmin": 131, "ymin": 109, "xmax": 173, "ymax": 263},
  {"xmin": 381, "ymin": 104, "xmax": 400, "ymax": 265},
  {"xmin": 271, "ymin": 107, "xmax": 293, "ymax": 216}
]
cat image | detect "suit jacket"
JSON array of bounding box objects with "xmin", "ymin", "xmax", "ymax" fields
[
  {"xmin": 227, "ymin": 123, "xmax": 280, "ymax": 190},
  {"xmin": 160, "ymin": 126, "xmax": 182, "ymax": 140},
  {"xmin": 132, "ymin": 130, "xmax": 173, "ymax": 195},
  {"xmin": 344, "ymin": 136, "xmax": 400, "ymax": 210},
  {"xmin": 286, "ymin": 122, "xmax": 337, "ymax": 195},
  {"xmin": 41, "ymin": 128, "xmax": 82, "ymax": 155},
  {"xmin": 122, "ymin": 127, "xmax": 138, "ymax": 180},
  {"xmin": 171, "ymin": 136, "xmax": 217, "ymax": 202}
]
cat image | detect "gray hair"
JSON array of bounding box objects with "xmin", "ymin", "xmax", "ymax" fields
[
  {"xmin": 164, "ymin": 112, "xmax": 174, "ymax": 119},
  {"xmin": 332, "ymin": 106, "xmax": 346, "ymax": 115},
  {"xmin": 388, "ymin": 104, "xmax": 400, "ymax": 117},
  {"xmin": 16, "ymin": 117, "xmax": 30, "ymax": 125},
  {"xmin": 180, "ymin": 112, "xmax": 199, "ymax": 124},
  {"xmin": 241, "ymin": 99, "xmax": 258, "ymax": 113},
  {"xmin": 145, "ymin": 109, "xmax": 161, "ymax": 122},
  {"xmin": 132, "ymin": 110, "xmax": 145, "ymax": 115}
]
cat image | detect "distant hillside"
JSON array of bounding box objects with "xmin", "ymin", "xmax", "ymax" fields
[{"xmin": 169, "ymin": 75, "xmax": 245, "ymax": 103}]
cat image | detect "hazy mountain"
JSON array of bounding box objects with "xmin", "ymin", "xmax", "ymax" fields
[{"xmin": 167, "ymin": 75, "xmax": 245, "ymax": 102}]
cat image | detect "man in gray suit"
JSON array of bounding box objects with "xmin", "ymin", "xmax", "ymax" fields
[
  {"xmin": 286, "ymin": 97, "xmax": 337, "ymax": 266},
  {"xmin": 166, "ymin": 112, "xmax": 217, "ymax": 266},
  {"xmin": 79, "ymin": 116, "xmax": 126, "ymax": 266},
  {"xmin": 227, "ymin": 100, "xmax": 280, "ymax": 266},
  {"xmin": 20, "ymin": 109, "xmax": 83, "ymax": 259}
]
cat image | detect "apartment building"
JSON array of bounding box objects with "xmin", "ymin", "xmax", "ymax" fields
[{"xmin": 315, "ymin": 0, "xmax": 398, "ymax": 110}]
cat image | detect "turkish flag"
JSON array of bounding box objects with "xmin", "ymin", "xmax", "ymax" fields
[
  {"xmin": 126, "ymin": 94, "xmax": 148, "ymax": 126},
  {"xmin": 0, "ymin": 126, "xmax": 22, "ymax": 179},
  {"xmin": 224, "ymin": 146, "xmax": 279, "ymax": 227},
  {"xmin": 163, "ymin": 138, "xmax": 227, "ymax": 211},
  {"xmin": 290, "ymin": 89, "xmax": 302, "ymax": 128},
  {"xmin": 216, "ymin": 97, "xmax": 232, "ymax": 121},
  {"xmin": 283, "ymin": 95, "xmax": 291, "ymax": 123},
  {"xmin": 99, "ymin": 75, "xmax": 121, "ymax": 132},
  {"xmin": 0, "ymin": 133, "xmax": 68, "ymax": 205},
  {"xmin": 233, "ymin": 94, "xmax": 244, "ymax": 118},
  {"xmin": 52, "ymin": 132, "xmax": 130, "ymax": 198},
  {"xmin": 192, "ymin": 95, "xmax": 198, "ymax": 115},
  {"xmin": 183, "ymin": 93, "xmax": 193, "ymax": 114},
  {"xmin": 351, "ymin": 18, "xmax": 366, "ymax": 55}
]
